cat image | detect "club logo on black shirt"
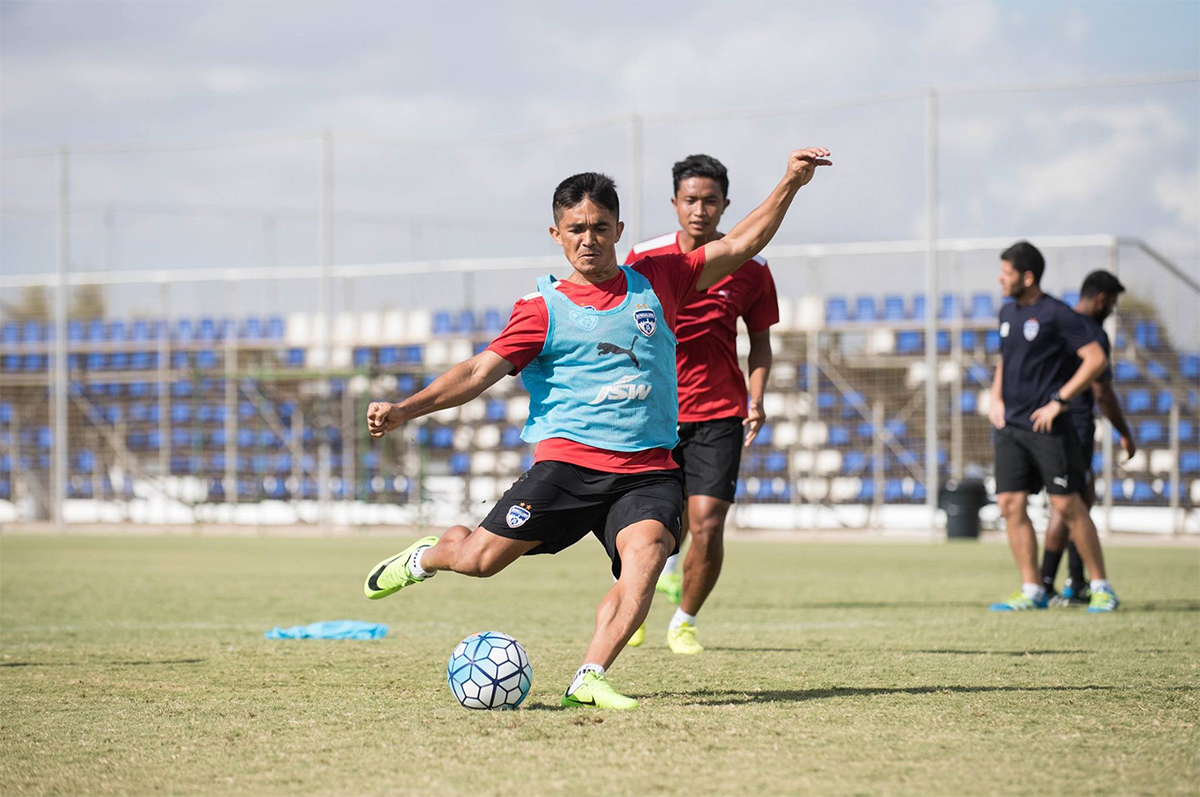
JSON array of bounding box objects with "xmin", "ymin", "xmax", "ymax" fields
[{"xmin": 1023, "ymin": 318, "xmax": 1040, "ymax": 341}]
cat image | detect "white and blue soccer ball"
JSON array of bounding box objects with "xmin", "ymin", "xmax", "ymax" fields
[{"xmin": 446, "ymin": 631, "xmax": 532, "ymax": 710}]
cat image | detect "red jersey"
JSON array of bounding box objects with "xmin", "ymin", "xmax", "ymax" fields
[
  {"xmin": 486, "ymin": 249, "xmax": 707, "ymax": 473},
  {"xmin": 625, "ymin": 232, "xmax": 778, "ymax": 422}
]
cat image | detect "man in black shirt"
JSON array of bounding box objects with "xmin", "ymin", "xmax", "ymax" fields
[
  {"xmin": 1040, "ymin": 270, "xmax": 1136, "ymax": 605},
  {"xmin": 987, "ymin": 241, "xmax": 1118, "ymax": 612}
]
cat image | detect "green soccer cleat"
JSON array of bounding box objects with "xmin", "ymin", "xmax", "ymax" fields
[
  {"xmin": 656, "ymin": 571, "xmax": 682, "ymax": 605},
  {"xmin": 1087, "ymin": 586, "xmax": 1120, "ymax": 613},
  {"xmin": 363, "ymin": 535, "xmax": 440, "ymax": 600},
  {"xmin": 561, "ymin": 672, "xmax": 639, "ymax": 710},
  {"xmin": 667, "ymin": 621, "xmax": 704, "ymax": 655},
  {"xmin": 988, "ymin": 590, "xmax": 1048, "ymax": 611},
  {"xmin": 627, "ymin": 622, "xmax": 646, "ymax": 648}
]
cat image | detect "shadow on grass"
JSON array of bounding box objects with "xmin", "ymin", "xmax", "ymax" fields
[
  {"xmin": 1117, "ymin": 600, "xmax": 1200, "ymax": 613},
  {"xmin": 706, "ymin": 646, "xmax": 809, "ymax": 653},
  {"xmin": 911, "ymin": 649, "xmax": 1093, "ymax": 656},
  {"xmin": 666, "ymin": 684, "xmax": 1115, "ymax": 706},
  {"xmin": 0, "ymin": 658, "xmax": 205, "ymax": 668}
]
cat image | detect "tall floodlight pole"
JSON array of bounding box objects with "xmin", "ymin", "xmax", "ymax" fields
[
  {"xmin": 630, "ymin": 113, "xmax": 644, "ymax": 247},
  {"xmin": 53, "ymin": 146, "xmax": 70, "ymax": 528},
  {"xmin": 924, "ymin": 89, "xmax": 939, "ymax": 528},
  {"xmin": 318, "ymin": 129, "xmax": 334, "ymax": 524}
]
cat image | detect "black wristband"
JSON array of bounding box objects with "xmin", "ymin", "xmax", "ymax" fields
[{"xmin": 1051, "ymin": 391, "xmax": 1069, "ymax": 406}]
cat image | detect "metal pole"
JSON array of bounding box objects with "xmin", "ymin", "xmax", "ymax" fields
[
  {"xmin": 1169, "ymin": 398, "xmax": 1181, "ymax": 535},
  {"xmin": 630, "ymin": 113, "xmax": 644, "ymax": 247},
  {"xmin": 950, "ymin": 252, "xmax": 964, "ymax": 480},
  {"xmin": 924, "ymin": 88, "xmax": 940, "ymax": 527},
  {"xmin": 224, "ymin": 324, "xmax": 237, "ymax": 505},
  {"xmin": 317, "ymin": 129, "xmax": 335, "ymax": 524},
  {"xmin": 157, "ymin": 281, "xmax": 171, "ymax": 501},
  {"xmin": 1103, "ymin": 239, "xmax": 1119, "ymax": 532},
  {"xmin": 872, "ymin": 402, "xmax": 884, "ymax": 530},
  {"xmin": 53, "ymin": 146, "xmax": 69, "ymax": 529}
]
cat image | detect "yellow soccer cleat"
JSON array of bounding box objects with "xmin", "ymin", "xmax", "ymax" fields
[
  {"xmin": 561, "ymin": 672, "xmax": 638, "ymax": 710},
  {"xmin": 627, "ymin": 622, "xmax": 646, "ymax": 648},
  {"xmin": 363, "ymin": 535, "xmax": 439, "ymax": 599},
  {"xmin": 666, "ymin": 621, "xmax": 704, "ymax": 655}
]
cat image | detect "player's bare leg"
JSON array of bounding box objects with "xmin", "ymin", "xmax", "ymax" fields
[
  {"xmin": 990, "ymin": 491, "xmax": 1048, "ymax": 610},
  {"xmin": 1048, "ymin": 493, "xmax": 1106, "ymax": 580},
  {"xmin": 563, "ymin": 520, "xmax": 672, "ymax": 710},
  {"xmin": 420, "ymin": 525, "xmax": 540, "ymax": 578},
  {"xmin": 680, "ymin": 495, "xmax": 730, "ymax": 616},
  {"xmin": 583, "ymin": 520, "xmax": 673, "ymax": 669}
]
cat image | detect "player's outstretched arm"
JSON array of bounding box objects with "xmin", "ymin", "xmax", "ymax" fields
[
  {"xmin": 1094, "ymin": 379, "xmax": 1136, "ymax": 460},
  {"xmin": 367, "ymin": 350, "xmax": 514, "ymax": 438},
  {"xmin": 1030, "ymin": 342, "xmax": 1108, "ymax": 433},
  {"xmin": 697, "ymin": 147, "xmax": 831, "ymax": 291}
]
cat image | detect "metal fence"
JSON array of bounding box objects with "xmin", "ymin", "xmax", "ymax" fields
[{"xmin": 0, "ymin": 235, "xmax": 1196, "ymax": 534}]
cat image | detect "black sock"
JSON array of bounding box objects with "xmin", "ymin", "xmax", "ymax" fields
[
  {"xmin": 1067, "ymin": 541, "xmax": 1087, "ymax": 586},
  {"xmin": 1041, "ymin": 547, "xmax": 1065, "ymax": 591}
]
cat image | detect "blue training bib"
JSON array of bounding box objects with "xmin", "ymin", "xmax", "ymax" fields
[{"xmin": 520, "ymin": 267, "xmax": 679, "ymax": 452}]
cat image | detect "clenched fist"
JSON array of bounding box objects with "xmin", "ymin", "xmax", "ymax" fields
[
  {"xmin": 786, "ymin": 147, "xmax": 832, "ymax": 188},
  {"xmin": 367, "ymin": 402, "xmax": 405, "ymax": 438}
]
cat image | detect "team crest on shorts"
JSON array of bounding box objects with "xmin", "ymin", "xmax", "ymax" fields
[
  {"xmin": 506, "ymin": 502, "xmax": 532, "ymax": 529},
  {"xmin": 570, "ymin": 310, "xmax": 598, "ymax": 331},
  {"xmin": 1023, "ymin": 318, "xmax": 1040, "ymax": 341},
  {"xmin": 634, "ymin": 304, "xmax": 657, "ymax": 337}
]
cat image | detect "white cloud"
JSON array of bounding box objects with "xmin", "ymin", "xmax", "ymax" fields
[{"xmin": 921, "ymin": 2, "xmax": 999, "ymax": 56}]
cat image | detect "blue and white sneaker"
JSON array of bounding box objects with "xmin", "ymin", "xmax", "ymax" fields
[
  {"xmin": 1087, "ymin": 586, "xmax": 1119, "ymax": 613},
  {"xmin": 989, "ymin": 590, "xmax": 1049, "ymax": 611}
]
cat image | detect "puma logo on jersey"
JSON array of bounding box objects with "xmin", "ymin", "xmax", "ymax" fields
[
  {"xmin": 589, "ymin": 374, "xmax": 653, "ymax": 404},
  {"xmin": 596, "ymin": 337, "xmax": 640, "ymax": 367}
]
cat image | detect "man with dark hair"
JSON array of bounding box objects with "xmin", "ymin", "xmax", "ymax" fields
[
  {"xmin": 621, "ymin": 153, "xmax": 778, "ymax": 654},
  {"xmin": 988, "ymin": 241, "xmax": 1120, "ymax": 612},
  {"xmin": 362, "ymin": 147, "xmax": 831, "ymax": 709},
  {"xmin": 1040, "ymin": 270, "xmax": 1135, "ymax": 606}
]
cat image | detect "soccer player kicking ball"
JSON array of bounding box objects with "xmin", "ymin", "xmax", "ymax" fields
[
  {"xmin": 1039, "ymin": 270, "xmax": 1135, "ymax": 608},
  {"xmin": 363, "ymin": 147, "xmax": 832, "ymax": 709},
  {"xmin": 622, "ymin": 154, "xmax": 779, "ymax": 655},
  {"xmin": 988, "ymin": 241, "xmax": 1119, "ymax": 613}
]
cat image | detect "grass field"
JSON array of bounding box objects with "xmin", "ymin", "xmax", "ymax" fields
[{"xmin": 1, "ymin": 533, "xmax": 1198, "ymax": 796}]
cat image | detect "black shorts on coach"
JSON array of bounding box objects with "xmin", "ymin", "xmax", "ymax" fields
[
  {"xmin": 480, "ymin": 461, "xmax": 683, "ymax": 578},
  {"xmin": 993, "ymin": 423, "xmax": 1087, "ymax": 496},
  {"xmin": 672, "ymin": 415, "xmax": 744, "ymax": 503}
]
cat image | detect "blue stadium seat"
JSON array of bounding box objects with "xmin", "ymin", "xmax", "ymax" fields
[
  {"xmin": 362, "ymin": 450, "xmax": 381, "ymax": 470},
  {"xmin": 257, "ymin": 429, "xmax": 279, "ymax": 448},
  {"xmin": 910, "ymin": 295, "xmax": 926, "ymax": 321},
  {"xmin": 984, "ymin": 330, "xmax": 1001, "ymax": 354},
  {"xmin": 433, "ymin": 311, "xmax": 454, "ymax": 335},
  {"xmin": 22, "ymin": 320, "xmax": 45, "ymax": 342},
  {"xmin": 243, "ymin": 317, "xmax": 264, "ymax": 339},
  {"xmin": 882, "ymin": 295, "xmax": 905, "ymax": 321},
  {"xmin": 1156, "ymin": 390, "xmax": 1174, "ymax": 414},
  {"xmin": 937, "ymin": 330, "xmax": 951, "ymax": 354},
  {"xmin": 107, "ymin": 320, "xmax": 126, "ymax": 341},
  {"xmin": 1181, "ymin": 451, "xmax": 1200, "ymax": 475},
  {"xmin": 451, "ymin": 453, "xmax": 470, "ymax": 475},
  {"xmin": 237, "ymin": 429, "xmax": 255, "ymax": 447},
  {"xmin": 1138, "ymin": 420, "xmax": 1164, "ymax": 444},
  {"xmin": 353, "ymin": 348, "xmax": 373, "ymax": 368},
  {"xmin": 826, "ymin": 297, "xmax": 849, "ymax": 324},
  {"xmin": 197, "ymin": 318, "xmax": 217, "ymax": 341},
  {"xmin": 828, "ymin": 425, "xmax": 850, "ymax": 446},
  {"xmin": 378, "ymin": 347, "xmax": 400, "ymax": 367},
  {"xmin": 1061, "ymin": 291, "xmax": 1080, "ymax": 308},
  {"xmin": 37, "ymin": 427, "xmax": 52, "ymax": 449},
  {"xmin": 274, "ymin": 453, "xmax": 292, "ymax": 473},
  {"xmin": 960, "ymin": 392, "xmax": 977, "ymax": 413},
  {"xmin": 853, "ymin": 296, "xmax": 877, "ymax": 321},
  {"xmin": 843, "ymin": 450, "xmax": 868, "ymax": 474},
  {"xmin": 818, "ymin": 392, "xmax": 837, "ymax": 410},
  {"xmin": 1, "ymin": 323, "xmax": 17, "ymax": 344},
  {"xmin": 1126, "ymin": 390, "xmax": 1152, "ymax": 414},
  {"xmin": 431, "ymin": 427, "xmax": 453, "ymax": 448},
  {"xmin": 404, "ymin": 346, "xmax": 423, "ymax": 364},
  {"xmin": 969, "ymin": 293, "xmax": 995, "ymax": 320},
  {"xmin": 485, "ymin": 399, "xmax": 506, "ymax": 422},
  {"xmin": 285, "ymin": 349, "xmax": 305, "ymax": 367},
  {"xmin": 1179, "ymin": 420, "xmax": 1196, "ymax": 443},
  {"xmin": 484, "ymin": 309, "xmax": 505, "ymax": 333},
  {"xmin": 1131, "ymin": 481, "xmax": 1156, "ymax": 503},
  {"xmin": 1145, "ymin": 360, "xmax": 1168, "ymax": 381},
  {"xmin": 196, "ymin": 350, "xmax": 218, "ymax": 370},
  {"xmin": 966, "ymin": 363, "xmax": 990, "ymax": 385},
  {"xmin": 210, "ymin": 429, "xmax": 226, "ymax": 448},
  {"xmin": 763, "ymin": 451, "xmax": 787, "ymax": 474},
  {"xmin": 961, "ymin": 330, "xmax": 978, "ymax": 351},
  {"xmin": 753, "ymin": 424, "xmax": 774, "ymax": 446},
  {"xmin": 1091, "ymin": 451, "xmax": 1104, "ymax": 473},
  {"xmin": 854, "ymin": 421, "xmax": 874, "ymax": 439},
  {"xmin": 896, "ymin": 331, "xmax": 921, "ymax": 354},
  {"xmin": 1180, "ymin": 353, "xmax": 1200, "ymax": 380},
  {"xmin": 884, "ymin": 479, "xmax": 905, "ymax": 500},
  {"xmin": 501, "ymin": 426, "xmax": 523, "ymax": 448},
  {"xmin": 938, "ymin": 293, "xmax": 961, "ymax": 320},
  {"xmin": 1134, "ymin": 321, "xmax": 1162, "ymax": 350},
  {"xmin": 457, "ymin": 310, "xmax": 478, "ymax": 334},
  {"xmin": 86, "ymin": 319, "xmax": 105, "ymax": 341},
  {"xmin": 885, "ymin": 419, "xmax": 907, "ymax": 438},
  {"xmin": 277, "ymin": 401, "xmax": 295, "ymax": 422},
  {"xmin": 267, "ymin": 317, "xmax": 285, "ymax": 339},
  {"xmin": 1113, "ymin": 361, "xmax": 1138, "ymax": 382},
  {"xmin": 520, "ymin": 453, "xmax": 535, "ymax": 471}
]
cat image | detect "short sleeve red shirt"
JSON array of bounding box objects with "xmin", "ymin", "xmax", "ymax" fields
[
  {"xmin": 486, "ymin": 249, "xmax": 707, "ymax": 473},
  {"xmin": 625, "ymin": 232, "xmax": 779, "ymax": 422}
]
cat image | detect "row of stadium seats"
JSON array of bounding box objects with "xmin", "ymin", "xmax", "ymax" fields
[{"xmin": 1, "ymin": 317, "xmax": 286, "ymax": 344}]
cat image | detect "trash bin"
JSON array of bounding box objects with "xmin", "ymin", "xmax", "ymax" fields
[{"xmin": 939, "ymin": 479, "xmax": 989, "ymax": 539}]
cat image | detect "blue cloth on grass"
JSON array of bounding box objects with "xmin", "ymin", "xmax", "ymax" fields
[{"xmin": 264, "ymin": 620, "xmax": 389, "ymax": 640}]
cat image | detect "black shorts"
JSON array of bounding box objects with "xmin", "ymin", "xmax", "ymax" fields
[
  {"xmin": 480, "ymin": 461, "xmax": 683, "ymax": 578},
  {"xmin": 994, "ymin": 424, "xmax": 1087, "ymax": 496},
  {"xmin": 672, "ymin": 416, "xmax": 744, "ymax": 503}
]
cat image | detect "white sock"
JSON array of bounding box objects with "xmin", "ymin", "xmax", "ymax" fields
[
  {"xmin": 669, "ymin": 608, "xmax": 697, "ymax": 630},
  {"xmin": 663, "ymin": 554, "xmax": 680, "ymax": 574},
  {"xmin": 567, "ymin": 663, "xmax": 605, "ymax": 695},
  {"xmin": 409, "ymin": 546, "xmax": 434, "ymax": 580},
  {"xmin": 1021, "ymin": 583, "xmax": 1045, "ymax": 600},
  {"xmin": 1090, "ymin": 578, "xmax": 1110, "ymax": 593}
]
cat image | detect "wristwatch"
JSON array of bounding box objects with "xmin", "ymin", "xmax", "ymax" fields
[{"xmin": 1051, "ymin": 391, "xmax": 1069, "ymax": 406}]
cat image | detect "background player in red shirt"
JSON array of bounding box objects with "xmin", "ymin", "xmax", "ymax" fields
[{"xmin": 624, "ymin": 154, "xmax": 779, "ymax": 654}]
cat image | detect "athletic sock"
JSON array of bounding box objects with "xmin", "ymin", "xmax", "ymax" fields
[
  {"xmin": 669, "ymin": 608, "xmax": 697, "ymax": 630},
  {"xmin": 1021, "ymin": 583, "xmax": 1045, "ymax": 601},
  {"xmin": 567, "ymin": 663, "xmax": 605, "ymax": 695},
  {"xmin": 663, "ymin": 554, "xmax": 680, "ymax": 574},
  {"xmin": 1040, "ymin": 547, "xmax": 1064, "ymax": 591},
  {"xmin": 1090, "ymin": 578, "xmax": 1111, "ymax": 593},
  {"xmin": 1066, "ymin": 541, "xmax": 1087, "ymax": 586},
  {"xmin": 409, "ymin": 546, "xmax": 433, "ymax": 580}
]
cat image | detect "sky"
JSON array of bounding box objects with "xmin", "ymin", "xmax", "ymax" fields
[{"xmin": 0, "ymin": 0, "xmax": 1197, "ymax": 300}]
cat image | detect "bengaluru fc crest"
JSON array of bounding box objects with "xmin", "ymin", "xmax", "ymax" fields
[
  {"xmin": 506, "ymin": 502, "xmax": 532, "ymax": 529},
  {"xmin": 1023, "ymin": 318, "xmax": 1040, "ymax": 341},
  {"xmin": 633, "ymin": 303, "xmax": 657, "ymax": 337}
]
